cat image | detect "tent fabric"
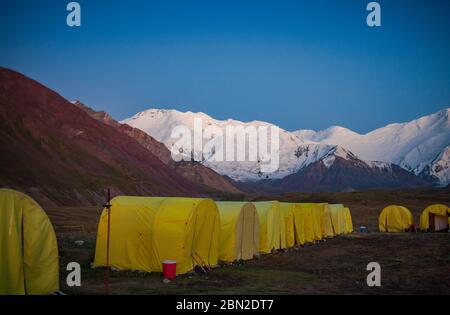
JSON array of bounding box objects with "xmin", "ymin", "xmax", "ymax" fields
[
  {"xmin": 298, "ymin": 203, "xmax": 324, "ymax": 241},
  {"xmin": 0, "ymin": 189, "xmax": 59, "ymax": 295},
  {"xmin": 216, "ymin": 202, "xmax": 259, "ymax": 262},
  {"xmin": 319, "ymin": 203, "xmax": 335, "ymax": 238},
  {"xmin": 434, "ymin": 215, "xmax": 448, "ymax": 231},
  {"xmin": 378, "ymin": 205, "xmax": 413, "ymax": 233},
  {"xmin": 344, "ymin": 207, "xmax": 354, "ymax": 233},
  {"xmin": 419, "ymin": 204, "xmax": 449, "ymax": 231},
  {"xmin": 280, "ymin": 203, "xmax": 296, "ymax": 249},
  {"xmin": 252, "ymin": 201, "xmax": 282, "ymax": 254},
  {"xmin": 310, "ymin": 204, "xmax": 323, "ymax": 241},
  {"xmin": 330, "ymin": 204, "xmax": 348, "ymax": 235},
  {"xmin": 293, "ymin": 204, "xmax": 315, "ymax": 245},
  {"xmin": 94, "ymin": 196, "xmax": 220, "ymax": 275}
]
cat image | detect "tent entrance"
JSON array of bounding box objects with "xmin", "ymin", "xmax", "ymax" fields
[{"xmin": 429, "ymin": 213, "xmax": 449, "ymax": 232}]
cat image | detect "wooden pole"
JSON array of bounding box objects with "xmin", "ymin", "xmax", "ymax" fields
[{"xmin": 104, "ymin": 189, "xmax": 112, "ymax": 295}]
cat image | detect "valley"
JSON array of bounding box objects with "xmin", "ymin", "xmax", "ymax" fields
[
  {"xmin": 1, "ymin": 67, "xmax": 448, "ymax": 205},
  {"xmin": 49, "ymin": 186, "xmax": 450, "ymax": 295}
]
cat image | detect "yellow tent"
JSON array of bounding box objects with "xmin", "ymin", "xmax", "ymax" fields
[
  {"xmin": 310, "ymin": 204, "xmax": 323, "ymax": 241},
  {"xmin": 297, "ymin": 203, "xmax": 324, "ymax": 242},
  {"xmin": 318, "ymin": 203, "xmax": 335, "ymax": 238},
  {"xmin": 252, "ymin": 201, "xmax": 282, "ymax": 253},
  {"xmin": 0, "ymin": 189, "xmax": 59, "ymax": 295},
  {"xmin": 378, "ymin": 205, "xmax": 413, "ymax": 233},
  {"xmin": 216, "ymin": 202, "xmax": 259, "ymax": 262},
  {"xmin": 292, "ymin": 203, "xmax": 315, "ymax": 245},
  {"xmin": 330, "ymin": 204, "xmax": 348, "ymax": 235},
  {"xmin": 420, "ymin": 204, "xmax": 449, "ymax": 232},
  {"xmin": 280, "ymin": 203, "xmax": 296, "ymax": 249},
  {"xmin": 344, "ymin": 207, "xmax": 354, "ymax": 233},
  {"xmin": 94, "ymin": 197, "xmax": 220, "ymax": 275}
]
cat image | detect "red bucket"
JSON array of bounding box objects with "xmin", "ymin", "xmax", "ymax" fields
[{"xmin": 162, "ymin": 260, "xmax": 177, "ymax": 280}]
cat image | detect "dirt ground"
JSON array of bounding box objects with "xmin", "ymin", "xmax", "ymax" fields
[{"xmin": 46, "ymin": 188, "xmax": 450, "ymax": 295}]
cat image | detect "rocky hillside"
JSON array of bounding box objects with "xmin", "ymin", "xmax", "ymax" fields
[{"xmin": 0, "ymin": 68, "xmax": 203, "ymax": 206}]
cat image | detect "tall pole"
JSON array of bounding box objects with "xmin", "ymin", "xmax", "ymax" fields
[{"xmin": 104, "ymin": 188, "xmax": 112, "ymax": 295}]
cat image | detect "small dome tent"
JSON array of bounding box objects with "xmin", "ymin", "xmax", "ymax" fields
[
  {"xmin": 0, "ymin": 189, "xmax": 59, "ymax": 295},
  {"xmin": 420, "ymin": 204, "xmax": 449, "ymax": 232},
  {"xmin": 94, "ymin": 196, "xmax": 220, "ymax": 275},
  {"xmin": 378, "ymin": 205, "xmax": 413, "ymax": 233},
  {"xmin": 252, "ymin": 201, "xmax": 282, "ymax": 254},
  {"xmin": 216, "ymin": 202, "xmax": 259, "ymax": 262},
  {"xmin": 280, "ymin": 203, "xmax": 296, "ymax": 249}
]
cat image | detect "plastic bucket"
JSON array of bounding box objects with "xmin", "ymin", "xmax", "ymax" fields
[{"xmin": 162, "ymin": 260, "xmax": 177, "ymax": 279}]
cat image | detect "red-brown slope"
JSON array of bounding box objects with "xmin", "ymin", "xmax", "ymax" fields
[
  {"xmin": 0, "ymin": 67, "xmax": 199, "ymax": 206},
  {"xmin": 73, "ymin": 101, "xmax": 243, "ymax": 195}
]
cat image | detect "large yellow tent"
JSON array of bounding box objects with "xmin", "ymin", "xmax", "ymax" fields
[
  {"xmin": 280, "ymin": 203, "xmax": 296, "ymax": 249},
  {"xmin": 378, "ymin": 205, "xmax": 413, "ymax": 233},
  {"xmin": 292, "ymin": 203, "xmax": 315, "ymax": 245},
  {"xmin": 310, "ymin": 204, "xmax": 323, "ymax": 241},
  {"xmin": 252, "ymin": 201, "xmax": 282, "ymax": 254},
  {"xmin": 420, "ymin": 204, "xmax": 449, "ymax": 232},
  {"xmin": 94, "ymin": 197, "xmax": 220, "ymax": 275},
  {"xmin": 216, "ymin": 202, "xmax": 259, "ymax": 262},
  {"xmin": 318, "ymin": 203, "xmax": 335, "ymax": 238},
  {"xmin": 344, "ymin": 207, "xmax": 354, "ymax": 233},
  {"xmin": 0, "ymin": 189, "xmax": 59, "ymax": 295},
  {"xmin": 330, "ymin": 204, "xmax": 348, "ymax": 235},
  {"xmin": 295, "ymin": 203, "xmax": 326, "ymax": 243}
]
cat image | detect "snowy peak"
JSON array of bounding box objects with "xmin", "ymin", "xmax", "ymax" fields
[
  {"xmin": 122, "ymin": 108, "xmax": 366, "ymax": 182},
  {"xmin": 320, "ymin": 145, "xmax": 354, "ymax": 169},
  {"xmin": 419, "ymin": 145, "xmax": 450, "ymax": 185},
  {"xmin": 123, "ymin": 106, "xmax": 449, "ymax": 186},
  {"xmin": 121, "ymin": 108, "xmax": 276, "ymax": 146},
  {"xmin": 294, "ymin": 108, "xmax": 450, "ymax": 185},
  {"xmin": 294, "ymin": 126, "xmax": 361, "ymax": 143},
  {"xmin": 293, "ymin": 129, "xmax": 316, "ymax": 141}
]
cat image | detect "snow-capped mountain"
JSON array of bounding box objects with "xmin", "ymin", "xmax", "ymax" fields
[
  {"xmin": 239, "ymin": 146, "xmax": 426, "ymax": 193},
  {"xmin": 122, "ymin": 109, "xmax": 346, "ymax": 181},
  {"xmin": 121, "ymin": 108, "xmax": 436, "ymax": 191},
  {"xmin": 294, "ymin": 108, "xmax": 450, "ymax": 185},
  {"xmin": 418, "ymin": 145, "xmax": 450, "ymax": 184}
]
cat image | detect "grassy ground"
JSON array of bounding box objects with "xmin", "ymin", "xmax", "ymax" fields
[{"xmin": 46, "ymin": 188, "xmax": 450, "ymax": 295}]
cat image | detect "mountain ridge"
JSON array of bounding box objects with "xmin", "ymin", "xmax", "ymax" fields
[
  {"xmin": 0, "ymin": 67, "xmax": 206, "ymax": 206},
  {"xmin": 123, "ymin": 107, "xmax": 448, "ymax": 189},
  {"xmin": 74, "ymin": 101, "xmax": 243, "ymax": 195},
  {"xmin": 294, "ymin": 108, "xmax": 450, "ymax": 184}
]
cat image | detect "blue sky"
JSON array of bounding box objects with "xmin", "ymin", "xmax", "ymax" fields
[{"xmin": 1, "ymin": 0, "xmax": 449, "ymax": 133}]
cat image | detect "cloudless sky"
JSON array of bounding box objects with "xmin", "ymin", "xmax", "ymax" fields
[{"xmin": 1, "ymin": 0, "xmax": 449, "ymax": 133}]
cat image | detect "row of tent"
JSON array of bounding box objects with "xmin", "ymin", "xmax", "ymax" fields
[
  {"xmin": 93, "ymin": 197, "xmax": 354, "ymax": 276},
  {"xmin": 0, "ymin": 189, "xmax": 355, "ymax": 294},
  {"xmin": 3, "ymin": 188, "xmax": 448, "ymax": 295},
  {"xmin": 379, "ymin": 205, "xmax": 450, "ymax": 233}
]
